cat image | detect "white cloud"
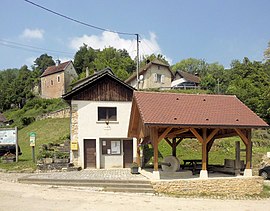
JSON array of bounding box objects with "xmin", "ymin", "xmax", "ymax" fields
[
  {"xmin": 21, "ymin": 28, "xmax": 44, "ymax": 40},
  {"xmin": 69, "ymin": 31, "xmax": 170, "ymax": 62}
]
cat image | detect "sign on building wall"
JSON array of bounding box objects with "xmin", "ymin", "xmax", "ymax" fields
[
  {"xmin": 111, "ymin": 141, "xmax": 121, "ymax": 155},
  {"xmin": 0, "ymin": 129, "xmax": 16, "ymax": 144}
]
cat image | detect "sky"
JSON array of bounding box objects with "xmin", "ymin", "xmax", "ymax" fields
[{"xmin": 0, "ymin": 0, "xmax": 270, "ymax": 70}]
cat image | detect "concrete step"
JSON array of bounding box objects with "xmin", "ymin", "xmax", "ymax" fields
[
  {"xmin": 103, "ymin": 187, "xmax": 155, "ymax": 194},
  {"xmin": 18, "ymin": 178, "xmax": 154, "ymax": 193}
]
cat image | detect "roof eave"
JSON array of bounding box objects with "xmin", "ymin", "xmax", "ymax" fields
[{"xmin": 144, "ymin": 122, "xmax": 269, "ymax": 129}]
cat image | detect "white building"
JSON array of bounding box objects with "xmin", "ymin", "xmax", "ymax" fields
[{"xmin": 63, "ymin": 68, "xmax": 136, "ymax": 169}]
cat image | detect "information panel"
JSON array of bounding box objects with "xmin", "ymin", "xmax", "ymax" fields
[{"xmin": 0, "ymin": 129, "xmax": 16, "ymax": 144}]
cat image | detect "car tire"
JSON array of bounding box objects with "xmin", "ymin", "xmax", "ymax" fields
[{"xmin": 261, "ymin": 171, "xmax": 268, "ymax": 180}]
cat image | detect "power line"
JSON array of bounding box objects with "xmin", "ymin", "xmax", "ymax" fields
[
  {"xmin": 23, "ymin": 0, "xmax": 137, "ymax": 36},
  {"xmin": 0, "ymin": 39, "xmax": 74, "ymax": 55}
]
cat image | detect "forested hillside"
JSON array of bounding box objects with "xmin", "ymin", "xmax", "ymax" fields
[{"xmin": 0, "ymin": 42, "xmax": 270, "ymax": 126}]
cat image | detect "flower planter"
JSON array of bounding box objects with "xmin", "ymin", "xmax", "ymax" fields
[{"xmin": 130, "ymin": 166, "xmax": 139, "ymax": 174}]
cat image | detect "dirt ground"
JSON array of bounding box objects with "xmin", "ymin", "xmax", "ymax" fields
[{"xmin": 0, "ymin": 179, "xmax": 270, "ymax": 211}]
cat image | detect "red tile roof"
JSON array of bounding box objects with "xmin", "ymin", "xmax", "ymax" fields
[
  {"xmin": 133, "ymin": 91, "xmax": 269, "ymax": 128},
  {"xmin": 41, "ymin": 61, "xmax": 71, "ymax": 77}
]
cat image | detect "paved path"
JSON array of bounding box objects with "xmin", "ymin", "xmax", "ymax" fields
[
  {"xmin": 0, "ymin": 179, "xmax": 270, "ymax": 211},
  {"xmin": 0, "ymin": 168, "xmax": 147, "ymax": 182},
  {"xmin": 20, "ymin": 168, "xmax": 148, "ymax": 181}
]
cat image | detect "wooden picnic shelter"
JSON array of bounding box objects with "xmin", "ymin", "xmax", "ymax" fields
[{"xmin": 128, "ymin": 91, "xmax": 269, "ymax": 178}]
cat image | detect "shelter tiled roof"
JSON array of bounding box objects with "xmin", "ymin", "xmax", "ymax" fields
[
  {"xmin": 133, "ymin": 91, "xmax": 269, "ymax": 128},
  {"xmin": 41, "ymin": 61, "xmax": 71, "ymax": 77},
  {"xmin": 175, "ymin": 71, "xmax": 200, "ymax": 84}
]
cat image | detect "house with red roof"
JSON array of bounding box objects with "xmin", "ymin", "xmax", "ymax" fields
[{"xmin": 40, "ymin": 60, "xmax": 78, "ymax": 99}]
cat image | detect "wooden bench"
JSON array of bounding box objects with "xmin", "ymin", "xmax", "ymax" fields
[{"xmin": 182, "ymin": 159, "xmax": 202, "ymax": 174}]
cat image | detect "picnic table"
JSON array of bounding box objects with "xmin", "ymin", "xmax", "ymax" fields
[{"xmin": 182, "ymin": 159, "xmax": 202, "ymax": 174}]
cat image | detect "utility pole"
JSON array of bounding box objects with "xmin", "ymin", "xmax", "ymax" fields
[{"xmin": 136, "ymin": 34, "xmax": 140, "ymax": 89}]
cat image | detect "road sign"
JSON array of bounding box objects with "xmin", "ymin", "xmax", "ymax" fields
[{"xmin": 29, "ymin": 132, "xmax": 36, "ymax": 147}]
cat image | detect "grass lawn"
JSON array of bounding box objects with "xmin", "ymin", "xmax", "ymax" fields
[{"xmin": 0, "ymin": 118, "xmax": 70, "ymax": 171}]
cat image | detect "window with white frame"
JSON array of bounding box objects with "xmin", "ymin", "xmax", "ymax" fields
[
  {"xmin": 154, "ymin": 73, "xmax": 164, "ymax": 83},
  {"xmin": 98, "ymin": 107, "xmax": 117, "ymax": 121}
]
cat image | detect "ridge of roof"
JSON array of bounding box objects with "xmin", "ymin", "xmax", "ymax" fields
[
  {"xmin": 41, "ymin": 61, "xmax": 72, "ymax": 77},
  {"xmin": 63, "ymin": 67, "xmax": 134, "ymax": 99},
  {"xmin": 175, "ymin": 70, "xmax": 200, "ymax": 83},
  {"xmin": 125, "ymin": 59, "xmax": 172, "ymax": 83}
]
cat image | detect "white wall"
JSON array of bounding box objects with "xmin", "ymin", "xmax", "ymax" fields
[{"xmin": 73, "ymin": 100, "xmax": 133, "ymax": 168}]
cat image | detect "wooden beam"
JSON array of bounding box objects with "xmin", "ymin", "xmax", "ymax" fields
[
  {"xmin": 167, "ymin": 128, "xmax": 189, "ymax": 139},
  {"xmin": 235, "ymin": 128, "xmax": 248, "ymax": 146},
  {"xmin": 246, "ymin": 129, "xmax": 252, "ymax": 169},
  {"xmin": 190, "ymin": 128, "xmax": 203, "ymax": 143},
  {"xmin": 136, "ymin": 138, "xmax": 141, "ymax": 166},
  {"xmin": 164, "ymin": 138, "xmax": 173, "ymax": 147},
  {"xmin": 158, "ymin": 127, "xmax": 173, "ymax": 143},
  {"xmin": 150, "ymin": 127, "xmax": 159, "ymax": 171},
  {"xmin": 176, "ymin": 138, "xmax": 183, "ymax": 146},
  {"xmin": 206, "ymin": 129, "xmax": 219, "ymax": 143},
  {"xmin": 202, "ymin": 128, "xmax": 207, "ymax": 170},
  {"xmin": 207, "ymin": 139, "xmax": 215, "ymax": 152}
]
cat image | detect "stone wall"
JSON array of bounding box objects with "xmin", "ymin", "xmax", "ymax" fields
[
  {"xmin": 71, "ymin": 104, "xmax": 79, "ymax": 166},
  {"xmin": 152, "ymin": 176, "xmax": 264, "ymax": 196},
  {"xmin": 36, "ymin": 108, "xmax": 70, "ymax": 120}
]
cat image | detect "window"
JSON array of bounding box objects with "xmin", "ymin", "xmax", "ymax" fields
[
  {"xmin": 98, "ymin": 107, "xmax": 117, "ymax": 121},
  {"xmin": 102, "ymin": 139, "xmax": 121, "ymax": 155},
  {"xmin": 154, "ymin": 73, "xmax": 164, "ymax": 83},
  {"xmin": 57, "ymin": 75, "xmax": 60, "ymax": 83},
  {"xmin": 50, "ymin": 80, "xmax": 54, "ymax": 85}
]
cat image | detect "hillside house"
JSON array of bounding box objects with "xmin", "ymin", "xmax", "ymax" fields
[
  {"xmin": 41, "ymin": 60, "xmax": 78, "ymax": 99},
  {"xmin": 171, "ymin": 71, "xmax": 200, "ymax": 89},
  {"xmin": 125, "ymin": 59, "xmax": 174, "ymax": 90},
  {"xmin": 63, "ymin": 68, "xmax": 136, "ymax": 169}
]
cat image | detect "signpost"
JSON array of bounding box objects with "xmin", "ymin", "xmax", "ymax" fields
[
  {"xmin": 29, "ymin": 132, "xmax": 36, "ymax": 163},
  {"xmin": 0, "ymin": 127, "xmax": 18, "ymax": 162}
]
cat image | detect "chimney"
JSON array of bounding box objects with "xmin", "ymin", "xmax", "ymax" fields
[
  {"xmin": 55, "ymin": 59, "xmax": 61, "ymax": 66},
  {"xmin": 86, "ymin": 67, "xmax": 89, "ymax": 77}
]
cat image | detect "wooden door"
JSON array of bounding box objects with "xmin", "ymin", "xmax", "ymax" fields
[
  {"xmin": 84, "ymin": 139, "xmax": 96, "ymax": 168},
  {"xmin": 123, "ymin": 139, "xmax": 133, "ymax": 168}
]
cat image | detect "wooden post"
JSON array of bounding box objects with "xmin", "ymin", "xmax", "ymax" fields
[
  {"xmin": 150, "ymin": 127, "xmax": 159, "ymax": 171},
  {"xmin": 202, "ymin": 128, "xmax": 207, "ymax": 170},
  {"xmin": 136, "ymin": 138, "xmax": 141, "ymax": 166},
  {"xmin": 172, "ymin": 138, "xmax": 176, "ymax": 157},
  {"xmin": 246, "ymin": 129, "xmax": 252, "ymax": 169},
  {"xmin": 235, "ymin": 141, "xmax": 241, "ymax": 176}
]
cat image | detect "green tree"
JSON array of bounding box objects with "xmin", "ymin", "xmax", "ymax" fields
[
  {"xmin": 140, "ymin": 53, "xmax": 170, "ymax": 66},
  {"xmin": 172, "ymin": 58, "xmax": 211, "ymax": 77},
  {"xmin": 264, "ymin": 41, "xmax": 270, "ymax": 60},
  {"xmin": 33, "ymin": 54, "xmax": 55, "ymax": 76}
]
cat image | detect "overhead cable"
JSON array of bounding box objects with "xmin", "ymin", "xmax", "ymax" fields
[{"xmin": 24, "ymin": 0, "xmax": 137, "ymax": 36}]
